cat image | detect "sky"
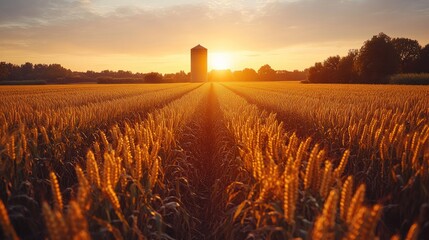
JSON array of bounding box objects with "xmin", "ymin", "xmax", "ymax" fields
[{"xmin": 1, "ymin": 0, "xmax": 429, "ymax": 73}]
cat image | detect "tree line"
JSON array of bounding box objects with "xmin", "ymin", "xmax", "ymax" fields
[
  {"xmin": 0, "ymin": 62, "xmax": 173, "ymax": 84},
  {"xmin": 208, "ymin": 65, "xmax": 307, "ymax": 82},
  {"xmin": 308, "ymin": 33, "xmax": 429, "ymax": 84},
  {"xmin": 0, "ymin": 63, "xmax": 72, "ymax": 82},
  {"xmin": 0, "ymin": 61, "xmax": 307, "ymax": 84}
]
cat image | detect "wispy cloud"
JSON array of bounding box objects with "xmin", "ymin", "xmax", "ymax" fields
[{"xmin": 1, "ymin": 0, "xmax": 428, "ymax": 72}]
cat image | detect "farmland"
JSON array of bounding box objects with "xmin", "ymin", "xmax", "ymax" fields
[{"xmin": 0, "ymin": 82, "xmax": 428, "ymax": 240}]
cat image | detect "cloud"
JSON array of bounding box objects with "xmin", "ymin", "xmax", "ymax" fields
[
  {"xmin": 251, "ymin": 0, "xmax": 429, "ymax": 47},
  {"xmin": 1, "ymin": 0, "xmax": 428, "ymax": 61}
]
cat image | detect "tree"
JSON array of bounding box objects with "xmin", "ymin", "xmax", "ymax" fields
[
  {"xmin": 233, "ymin": 68, "xmax": 258, "ymax": 81},
  {"xmin": 45, "ymin": 64, "xmax": 71, "ymax": 80},
  {"xmin": 392, "ymin": 38, "xmax": 421, "ymax": 73},
  {"xmin": 308, "ymin": 50, "xmax": 359, "ymax": 83},
  {"xmin": 337, "ymin": 50, "xmax": 358, "ymax": 83},
  {"xmin": 0, "ymin": 62, "xmax": 12, "ymax": 81},
  {"xmin": 308, "ymin": 56, "xmax": 341, "ymax": 83},
  {"xmin": 21, "ymin": 62, "xmax": 34, "ymax": 79},
  {"xmin": 418, "ymin": 44, "xmax": 429, "ymax": 73},
  {"xmin": 144, "ymin": 72, "xmax": 163, "ymax": 83},
  {"xmin": 258, "ymin": 64, "xmax": 276, "ymax": 81},
  {"xmin": 308, "ymin": 62, "xmax": 324, "ymax": 83},
  {"xmin": 242, "ymin": 68, "xmax": 258, "ymax": 81},
  {"xmin": 276, "ymin": 70, "xmax": 307, "ymax": 81},
  {"xmin": 173, "ymin": 71, "xmax": 189, "ymax": 82},
  {"xmin": 355, "ymin": 33, "xmax": 400, "ymax": 83},
  {"xmin": 322, "ymin": 56, "xmax": 341, "ymax": 83}
]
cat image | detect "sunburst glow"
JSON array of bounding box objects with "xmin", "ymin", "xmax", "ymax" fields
[{"xmin": 209, "ymin": 52, "xmax": 232, "ymax": 70}]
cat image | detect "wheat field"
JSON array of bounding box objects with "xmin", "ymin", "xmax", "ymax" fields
[{"xmin": 0, "ymin": 82, "xmax": 428, "ymax": 240}]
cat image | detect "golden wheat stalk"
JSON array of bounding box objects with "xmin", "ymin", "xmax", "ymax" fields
[
  {"xmin": 334, "ymin": 149, "xmax": 350, "ymax": 178},
  {"xmin": 9, "ymin": 135, "xmax": 16, "ymax": 161},
  {"xmin": 20, "ymin": 133, "xmax": 27, "ymax": 159},
  {"xmin": 42, "ymin": 202, "xmax": 68, "ymax": 240},
  {"xmin": 340, "ymin": 176, "xmax": 354, "ymax": 221},
  {"xmin": 40, "ymin": 126, "xmax": 50, "ymax": 144},
  {"xmin": 75, "ymin": 166, "xmax": 90, "ymax": 211},
  {"xmin": 0, "ymin": 200, "xmax": 19, "ymax": 240},
  {"xmin": 100, "ymin": 130, "xmax": 110, "ymax": 150},
  {"xmin": 134, "ymin": 145, "xmax": 142, "ymax": 180},
  {"xmin": 50, "ymin": 172, "xmax": 63, "ymax": 211},
  {"xmin": 312, "ymin": 149, "xmax": 326, "ymax": 192},
  {"xmin": 346, "ymin": 184, "xmax": 366, "ymax": 224},
  {"xmin": 66, "ymin": 201, "xmax": 90, "ymax": 238},
  {"xmin": 284, "ymin": 171, "xmax": 298, "ymax": 224},
  {"xmin": 390, "ymin": 234, "xmax": 400, "ymax": 240},
  {"xmin": 93, "ymin": 142, "xmax": 102, "ymax": 162},
  {"xmin": 312, "ymin": 189, "xmax": 338, "ymax": 240},
  {"xmin": 319, "ymin": 161, "xmax": 333, "ymax": 198},
  {"xmin": 31, "ymin": 127, "xmax": 38, "ymax": 147},
  {"xmin": 294, "ymin": 137, "xmax": 312, "ymax": 170},
  {"xmin": 53, "ymin": 208, "xmax": 68, "ymax": 238},
  {"xmin": 364, "ymin": 204, "xmax": 382, "ymax": 239},
  {"xmin": 102, "ymin": 152, "xmax": 113, "ymax": 188},
  {"xmin": 304, "ymin": 144, "xmax": 319, "ymax": 190},
  {"xmin": 344, "ymin": 206, "xmax": 367, "ymax": 240},
  {"xmin": 42, "ymin": 202, "xmax": 57, "ymax": 240},
  {"xmin": 86, "ymin": 150, "xmax": 101, "ymax": 188},
  {"xmin": 405, "ymin": 222, "xmax": 419, "ymax": 240}
]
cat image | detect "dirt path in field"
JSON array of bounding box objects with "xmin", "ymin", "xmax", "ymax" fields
[
  {"xmin": 196, "ymin": 84, "xmax": 217, "ymax": 236},
  {"xmin": 179, "ymin": 83, "xmax": 240, "ymax": 239}
]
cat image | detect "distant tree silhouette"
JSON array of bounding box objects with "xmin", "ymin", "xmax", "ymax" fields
[
  {"xmin": 355, "ymin": 33, "xmax": 400, "ymax": 83},
  {"xmin": 45, "ymin": 64, "xmax": 72, "ymax": 80},
  {"xmin": 117, "ymin": 70, "xmax": 134, "ymax": 78},
  {"xmin": 276, "ymin": 70, "xmax": 307, "ymax": 81},
  {"xmin": 392, "ymin": 38, "xmax": 421, "ymax": 73},
  {"xmin": 308, "ymin": 62, "xmax": 324, "ymax": 83},
  {"xmin": 308, "ymin": 56, "xmax": 342, "ymax": 83},
  {"xmin": 258, "ymin": 64, "xmax": 276, "ymax": 81},
  {"xmin": 21, "ymin": 62, "xmax": 34, "ymax": 79},
  {"xmin": 144, "ymin": 72, "xmax": 163, "ymax": 83},
  {"xmin": 232, "ymin": 70, "xmax": 244, "ymax": 82},
  {"xmin": 418, "ymin": 44, "xmax": 429, "ymax": 73},
  {"xmin": 323, "ymin": 56, "xmax": 341, "ymax": 83},
  {"xmin": 174, "ymin": 71, "xmax": 190, "ymax": 82},
  {"xmin": 232, "ymin": 68, "xmax": 258, "ymax": 81},
  {"xmin": 242, "ymin": 68, "xmax": 259, "ymax": 81},
  {"xmin": 307, "ymin": 33, "xmax": 429, "ymax": 84},
  {"xmin": 337, "ymin": 50, "xmax": 359, "ymax": 83},
  {"xmin": 164, "ymin": 71, "xmax": 190, "ymax": 82},
  {"xmin": 0, "ymin": 62, "xmax": 12, "ymax": 81}
]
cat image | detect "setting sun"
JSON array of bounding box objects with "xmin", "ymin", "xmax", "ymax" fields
[{"xmin": 209, "ymin": 52, "xmax": 232, "ymax": 70}]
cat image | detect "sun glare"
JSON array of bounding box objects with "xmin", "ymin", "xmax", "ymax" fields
[{"xmin": 209, "ymin": 52, "xmax": 232, "ymax": 70}]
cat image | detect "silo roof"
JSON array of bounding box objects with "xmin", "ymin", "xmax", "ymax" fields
[{"xmin": 191, "ymin": 44, "xmax": 207, "ymax": 50}]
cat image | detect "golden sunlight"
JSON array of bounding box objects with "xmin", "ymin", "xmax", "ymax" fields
[{"xmin": 209, "ymin": 52, "xmax": 232, "ymax": 70}]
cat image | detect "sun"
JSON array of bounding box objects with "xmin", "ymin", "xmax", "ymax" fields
[{"xmin": 209, "ymin": 52, "xmax": 232, "ymax": 70}]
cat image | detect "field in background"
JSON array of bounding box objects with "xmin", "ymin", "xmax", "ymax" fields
[
  {"xmin": 0, "ymin": 82, "xmax": 428, "ymax": 240},
  {"xmin": 390, "ymin": 74, "xmax": 429, "ymax": 85}
]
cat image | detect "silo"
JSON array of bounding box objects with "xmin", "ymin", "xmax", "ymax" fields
[{"xmin": 191, "ymin": 44, "xmax": 207, "ymax": 82}]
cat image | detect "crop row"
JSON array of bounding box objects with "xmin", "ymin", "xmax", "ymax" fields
[{"xmin": 1, "ymin": 82, "xmax": 427, "ymax": 239}]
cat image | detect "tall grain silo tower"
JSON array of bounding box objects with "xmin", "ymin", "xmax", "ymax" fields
[{"xmin": 191, "ymin": 44, "xmax": 207, "ymax": 82}]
